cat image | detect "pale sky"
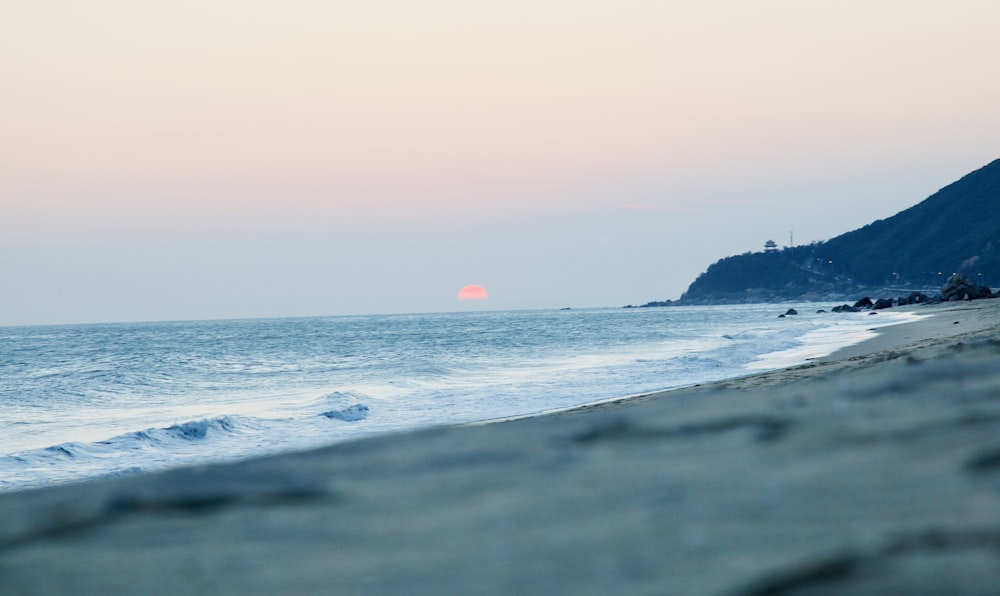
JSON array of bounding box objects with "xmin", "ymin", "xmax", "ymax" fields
[{"xmin": 2, "ymin": 1, "xmax": 999, "ymax": 325}]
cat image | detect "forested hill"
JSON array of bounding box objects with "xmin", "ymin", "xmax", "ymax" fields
[{"xmin": 677, "ymin": 158, "xmax": 1000, "ymax": 304}]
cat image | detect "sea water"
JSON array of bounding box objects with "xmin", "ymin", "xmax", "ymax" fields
[{"xmin": 0, "ymin": 304, "xmax": 920, "ymax": 492}]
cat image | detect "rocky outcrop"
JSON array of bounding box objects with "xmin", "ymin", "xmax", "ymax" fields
[
  {"xmin": 941, "ymin": 273, "xmax": 993, "ymax": 301},
  {"xmin": 823, "ymin": 278, "xmax": 994, "ymax": 315},
  {"xmin": 623, "ymin": 300, "xmax": 676, "ymax": 308}
]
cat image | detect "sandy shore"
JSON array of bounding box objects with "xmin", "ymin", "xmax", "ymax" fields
[{"xmin": 3, "ymin": 300, "xmax": 1000, "ymax": 594}]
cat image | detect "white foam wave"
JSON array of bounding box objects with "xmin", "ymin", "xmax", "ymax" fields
[{"xmin": 746, "ymin": 311, "xmax": 925, "ymax": 370}]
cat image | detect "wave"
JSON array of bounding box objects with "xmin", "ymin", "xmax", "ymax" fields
[
  {"xmin": 129, "ymin": 416, "xmax": 246, "ymax": 443},
  {"xmin": 320, "ymin": 404, "xmax": 369, "ymax": 422},
  {"xmin": 308, "ymin": 391, "xmax": 371, "ymax": 422},
  {"xmin": 723, "ymin": 331, "xmax": 762, "ymax": 340},
  {"xmin": 722, "ymin": 326, "xmax": 790, "ymax": 341},
  {"xmin": 16, "ymin": 416, "xmax": 251, "ymax": 460},
  {"xmin": 1, "ymin": 398, "xmax": 377, "ymax": 492}
]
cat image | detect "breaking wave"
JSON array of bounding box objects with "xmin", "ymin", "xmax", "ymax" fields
[{"xmin": 0, "ymin": 402, "xmax": 371, "ymax": 492}]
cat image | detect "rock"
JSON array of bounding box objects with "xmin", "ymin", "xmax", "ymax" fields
[
  {"xmin": 832, "ymin": 304, "xmax": 860, "ymax": 313},
  {"xmin": 816, "ymin": 310, "xmax": 827, "ymax": 314},
  {"xmin": 638, "ymin": 300, "xmax": 675, "ymax": 308},
  {"xmin": 873, "ymin": 298, "xmax": 894, "ymax": 310},
  {"xmin": 784, "ymin": 309, "xmax": 799, "ymax": 316},
  {"xmin": 942, "ymin": 273, "xmax": 993, "ymax": 301},
  {"xmin": 853, "ymin": 297, "xmax": 874, "ymax": 309}
]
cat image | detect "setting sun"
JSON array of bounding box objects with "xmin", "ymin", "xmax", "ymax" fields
[{"xmin": 457, "ymin": 285, "xmax": 489, "ymax": 300}]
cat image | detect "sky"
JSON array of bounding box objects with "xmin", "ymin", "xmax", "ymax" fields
[{"xmin": 2, "ymin": 1, "xmax": 999, "ymax": 325}]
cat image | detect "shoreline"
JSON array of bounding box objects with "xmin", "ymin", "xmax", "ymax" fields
[
  {"xmin": 0, "ymin": 302, "xmax": 916, "ymax": 492},
  {"xmin": 517, "ymin": 300, "xmax": 973, "ymax": 420},
  {"xmin": 475, "ymin": 305, "xmax": 927, "ymax": 426},
  {"xmin": 3, "ymin": 299, "xmax": 1000, "ymax": 593}
]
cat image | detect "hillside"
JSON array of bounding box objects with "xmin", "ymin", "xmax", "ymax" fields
[{"xmin": 677, "ymin": 159, "xmax": 1000, "ymax": 304}]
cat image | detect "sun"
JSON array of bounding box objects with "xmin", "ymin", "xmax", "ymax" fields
[{"xmin": 457, "ymin": 285, "xmax": 489, "ymax": 300}]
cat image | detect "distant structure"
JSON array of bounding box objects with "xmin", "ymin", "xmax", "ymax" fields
[{"xmin": 764, "ymin": 239, "xmax": 779, "ymax": 253}]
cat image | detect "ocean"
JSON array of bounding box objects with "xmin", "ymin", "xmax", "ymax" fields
[{"xmin": 0, "ymin": 304, "xmax": 919, "ymax": 492}]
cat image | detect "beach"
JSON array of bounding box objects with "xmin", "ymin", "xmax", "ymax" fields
[{"xmin": 2, "ymin": 300, "xmax": 999, "ymax": 594}]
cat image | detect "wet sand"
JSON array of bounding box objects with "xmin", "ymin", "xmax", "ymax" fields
[{"xmin": 2, "ymin": 300, "xmax": 1000, "ymax": 594}]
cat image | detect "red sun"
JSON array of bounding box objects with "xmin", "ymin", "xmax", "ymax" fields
[{"xmin": 457, "ymin": 284, "xmax": 489, "ymax": 300}]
